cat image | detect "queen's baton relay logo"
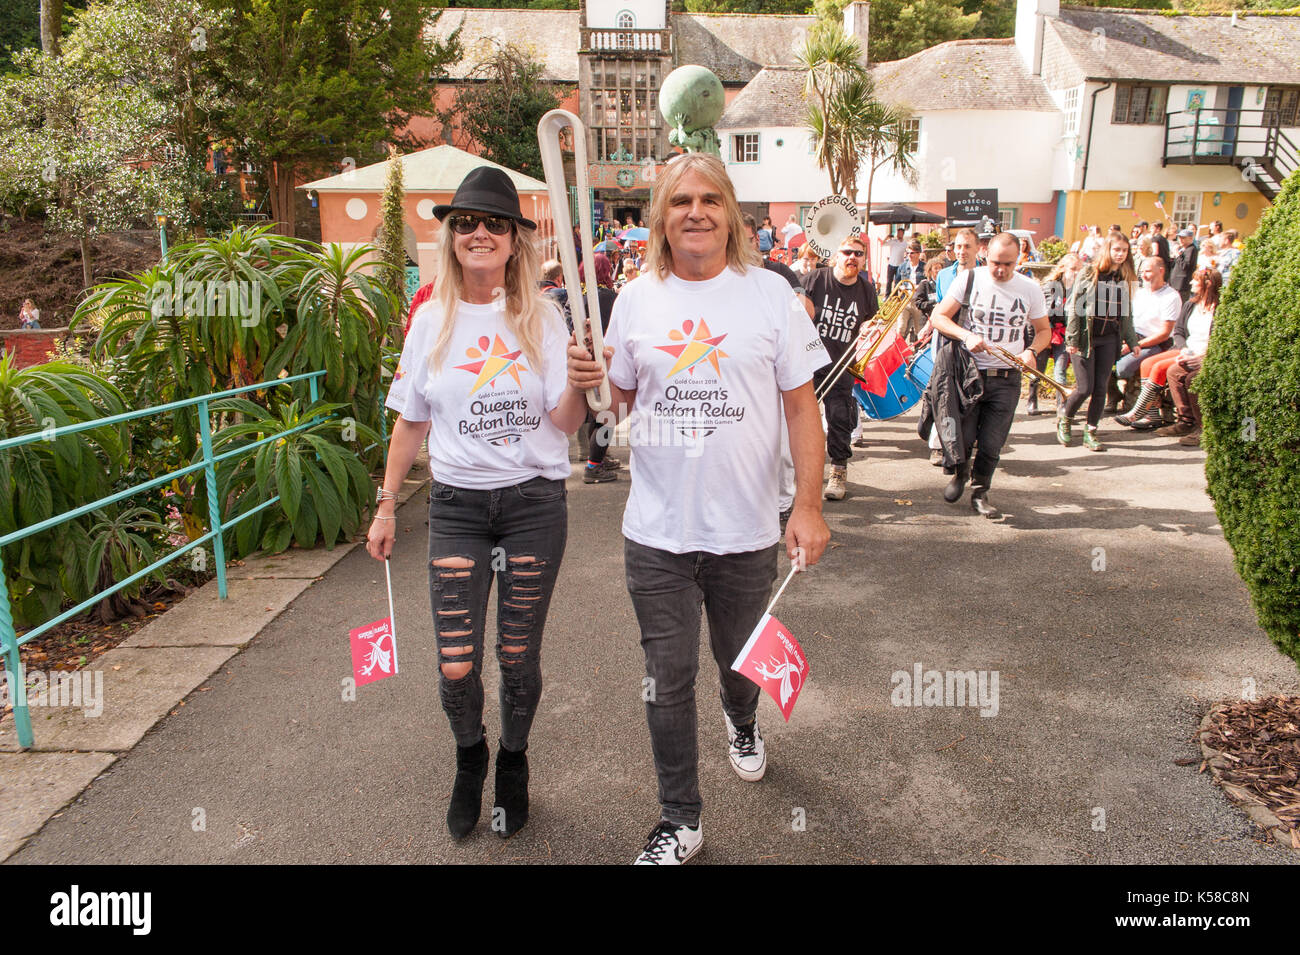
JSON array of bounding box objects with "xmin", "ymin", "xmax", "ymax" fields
[
  {"xmin": 652, "ymin": 318, "xmax": 744, "ymax": 440},
  {"xmin": 454, "ymin": 334, "xmax": 540, "ymax": 446}
]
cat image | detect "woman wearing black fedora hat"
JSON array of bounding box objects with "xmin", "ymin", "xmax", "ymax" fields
[{"xmin": 367, "ymin": 165, "xmax": 590, "ymax": 841}]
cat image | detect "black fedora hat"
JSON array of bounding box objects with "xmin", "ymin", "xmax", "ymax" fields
[{"xmin": 432, "ymin": 166, "xmax": 536, "ymax": 229}]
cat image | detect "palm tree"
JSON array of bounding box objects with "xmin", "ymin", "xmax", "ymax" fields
[
  {"xmin": 798, "ymin": 21, "xmax": 867, "ymax": 198},
  {"xmin": 858, "ymin": 100, "xmax": 920, "ymax": 242}
]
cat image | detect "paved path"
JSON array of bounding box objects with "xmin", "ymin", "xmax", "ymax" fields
[{"xmin": 7, "ymin": 411, "xmax": 1299, "ymax": 864}]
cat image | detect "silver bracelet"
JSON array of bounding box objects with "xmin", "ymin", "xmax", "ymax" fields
[{"xmin": 372, "ymin": 515, "xmax": 396, "ymax": 521}]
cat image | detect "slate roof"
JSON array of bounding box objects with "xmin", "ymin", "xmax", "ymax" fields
[
  {"xmin": 870, "ymin": 38, "xmax": 1058, "ymax": 112},
  {"xmin": 720, "ymin": 39, "xmax": 1058, "ymax": 130},
  {"xmin": 718, "ymin": 67, "xmax": 806, "ymax": 129},
  {"xmin": 429, "ymin": 9, "xmax": 581, "ymax": 81},
  {"xmin": 299, "ymin": 145, "xmax": 548, "ymax": 194},
  {"xmin": 425, "ymin": 9, "xmax": 816, "ymax": 85},
  {"xmin": 1049, "ymin": 7, "xmax": 1300, "ymax": 86},
  {"xmin": 675, "ymin": 14, "xmax": 816, "ymax": 85}
]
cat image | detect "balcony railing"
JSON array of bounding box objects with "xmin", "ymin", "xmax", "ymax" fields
[
  {"xmin": 581, "ymin": 28, "xmax": 672, "ymax": 55},
  {"xmin": 1164, "ymin": 107, "xmax": 1297, "ymax": 200}
]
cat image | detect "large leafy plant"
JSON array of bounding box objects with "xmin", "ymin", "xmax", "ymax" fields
[
  {"xmin": 0, "ymin": 355, "xmax": 129, "ymax": 627},
  {"xmin": 200, "ymin": 398, "xmax": 380, "ymax": 555}
]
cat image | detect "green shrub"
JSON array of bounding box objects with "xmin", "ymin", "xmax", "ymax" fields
[
  {"xmin": 1038, "ymin": 238, "xmax": 1068, "ymax": 265},
  {"xmin": 1197, "ymin": 170, "xmax": 1300, "ymax": 667},
  {"xmin": 74, "ymin": 225, "xmax": 400, "ymax": 558},
  {"xmin": 0, "ymin": 355, "xmax": 132, "ymax": 627}
]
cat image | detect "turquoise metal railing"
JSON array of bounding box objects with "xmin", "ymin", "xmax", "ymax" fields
[{"xmin": 0, "ymin": 370, "xmax": 327, "ymax": 749}]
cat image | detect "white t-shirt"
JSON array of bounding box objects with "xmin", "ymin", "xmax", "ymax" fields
[
  {"xmin": 941, "ymin": 267, "xmax": 1048, "ymax": 371},
  {"xmin": 1185, "ymin": 304, "xmax": 1214, "ymax": 356},
  {"xmin": 779, "ymin": 314, "xmax": 831, "ymax": 513},
  {"xmin": 606, "ymin": 266, "xmax": 816, "ymax": 554},
  {"xmin": 1132, "ymin": 284, "xmax": 1181, "ymax": 341},
  {"xmin": 781, "ymin": 221, "xmax": 803, "ymax": 243},
  {"xmin": 884, "ymin": 237, "xmax": 907, "ymax": 267},
  {"xmin": 385, "ymin": 298, "xmax": 571, "ymax": 489}
]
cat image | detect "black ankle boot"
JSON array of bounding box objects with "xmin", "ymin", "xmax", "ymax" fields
[
  {"xmin": 493, "ymin": 742, "xmax": 529, "ymax": 838},
  {"xmin": 447, "ymin": 736, "xmax": 489, "ymax": 840},
  {"xmin": 943, "ymin": 462, "xmax": 970, "ymax": 504}
]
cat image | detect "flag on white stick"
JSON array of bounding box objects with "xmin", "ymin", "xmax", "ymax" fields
[{"xmin": 349, "ymin": 557, "xmax": 400, "ymax": 687}]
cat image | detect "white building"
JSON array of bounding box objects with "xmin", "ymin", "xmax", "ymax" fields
[{"xmin": 717, "ymin": 0, "xmax": 1298, "ymax": 255}]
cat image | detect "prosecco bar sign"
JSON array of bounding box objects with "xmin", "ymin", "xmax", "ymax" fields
[{"xmin": 946, "ymin": 189, "xmax": 998, "ymax": 225}]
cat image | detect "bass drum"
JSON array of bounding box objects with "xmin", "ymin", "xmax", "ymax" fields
[{"xmin": 852, "ymin": 328, "xmax": 933, "ymax": 420}]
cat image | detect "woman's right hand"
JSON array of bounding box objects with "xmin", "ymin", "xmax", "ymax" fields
[
  {"xmin": 366, "ymin": 513, "xmax": 396, "ymax": 561},
  {"xmin": 1067, "ymin": 345, "xmax": 1080, "ymax": 355}
]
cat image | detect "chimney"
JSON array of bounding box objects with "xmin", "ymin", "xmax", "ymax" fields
[
  {"xmin": 1014, "ymin": 0, "xmax": 1059, "ymax": 77},
  {"xmin": 843, "ymin": 1, "xmax": 870, "ymax": 62}
]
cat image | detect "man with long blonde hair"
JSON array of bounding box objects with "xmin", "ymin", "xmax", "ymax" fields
[{"xmin": 567, "ymin": 153, "xmax": 830, "ymax": 865}]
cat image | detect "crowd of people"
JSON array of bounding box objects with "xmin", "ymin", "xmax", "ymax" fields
[{"xmin": 372, "ymin": 157, "xmax": 1232, "ymax": 864}]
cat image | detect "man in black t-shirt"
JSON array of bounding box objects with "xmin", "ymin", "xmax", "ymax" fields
[{"xmin": 800, "ymin": 233, "xmax": 878, "ymax": 501}]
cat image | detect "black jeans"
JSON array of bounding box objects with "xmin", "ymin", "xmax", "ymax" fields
[
  {"xmin": 624, "ymin": 539, "xmax": 779, "ymax": 827},
  {"xmin": 962, "ymin": 371, "xmax": 1021, "ymax": 490},
  {"xmin": 1063, "ymin": 330, "xmax": 1121, "ymax": 427},
  {"xmin": 814, "ymin": 369, "xmax": 857, "ymax": 466},
  {"xmin": 427, "ymin": 476, "xmax": 567, "ymax": 751}
]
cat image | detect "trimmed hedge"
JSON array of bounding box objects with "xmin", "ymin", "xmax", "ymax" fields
[{"xmin": 1197, "ymin": 170, "xmax": 1300, "ymax": 667}]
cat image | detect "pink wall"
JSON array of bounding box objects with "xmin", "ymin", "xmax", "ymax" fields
[{"xmin": 317, "ymin": 188, "xmax": 554, "ymax": 286}]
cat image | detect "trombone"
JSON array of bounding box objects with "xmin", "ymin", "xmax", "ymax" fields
[
  {"xmin": 813, "ymin": 280, "xmax": 915, "ymax": 402},
  {"xmin": 983, "ymin": 342, "xmax": 1069, "ymax": 400},
  {"xmin": 537, "ymin": 109, "xmax": 611, "ymax": 412}
]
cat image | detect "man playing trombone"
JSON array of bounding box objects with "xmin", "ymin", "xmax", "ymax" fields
[
  {"xmin": 926, "ymin": 232, "xmax": 1050, "ymax": 518},
  {"xmin": 801, "ymin": 232, "xmax": 879, "ymax": 501}
]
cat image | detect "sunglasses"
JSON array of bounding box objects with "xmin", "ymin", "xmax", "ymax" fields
[
  {"xmin": 448, "ymin": 214, "xmax": 513, "ymax": 236},
  {"xmin": 838, "ymin": 249, "xmax": 865, "ymax": 258}
]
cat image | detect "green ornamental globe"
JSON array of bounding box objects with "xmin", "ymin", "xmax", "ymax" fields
[{"xmin": 659, "ymin": 65, "xmax": 725, "ymax": 130}]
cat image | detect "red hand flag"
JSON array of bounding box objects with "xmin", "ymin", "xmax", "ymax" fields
[
  {"xmin": 350, "ymin": 618, "xmax": 398, "ymax": 687},
  {"xmin": 731, "ymin": 613, "xmax": 810, "ymax": 721}
]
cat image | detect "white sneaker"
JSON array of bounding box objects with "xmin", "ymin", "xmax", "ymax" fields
[
  {"xmin": 725, "ymin": 713, "xmax": 766, "ymax": 781},
  {"xmin": 633, "ymin": 820, "xmax": 703, "ymax": 865}
]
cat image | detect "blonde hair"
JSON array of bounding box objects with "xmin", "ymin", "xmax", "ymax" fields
[
  {"xmin": 427, "ymin": 217, "xmax": 550, "ymax": 374},
  {"xmin": 643, "ymin": 154, "xmax": 760, "ymax": 279}
]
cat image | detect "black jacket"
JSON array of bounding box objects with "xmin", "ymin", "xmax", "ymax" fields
[
  {"xmin": 917, "ymin": 270, "xmax": 982, "ymax": 468},
  {"xmin": 1169, "ymin": 242, "xmax": 1198, "ymax": 299}
]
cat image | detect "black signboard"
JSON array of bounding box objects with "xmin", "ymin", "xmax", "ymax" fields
[{"xmin": 946, "ymin": 189, "xmax": 998, "ymax": 223}]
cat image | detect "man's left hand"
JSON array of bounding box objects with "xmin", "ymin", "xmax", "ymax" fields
[
  {"xmin": 785, "ymin": 504, "xmax": 829, "ymax": 569},
  {"xmin": 1018, "ymin": 348, "xmax": 1037, "ymax": 368}
]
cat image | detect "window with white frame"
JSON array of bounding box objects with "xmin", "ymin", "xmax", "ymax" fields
[
  {"xmin": 1172, "ymin": 192, "xmax": 1201, "ymax": 230},
  {"xmin": 1117, "ymin": 191, "xmax": 1134, "ymax": 209},
  {"xmin": 731, "ymin": 133, "xmax": 759, "ymax": 163},
  {"xmin": 900, "ymin": 117, "xmax": 920, "ymax": 153},
  {"xmin": 1062, "ymin": 87, "xmax": 1081, "ymax": 137},
  {"xmin": 997, "ymin": 208, "xmax": 1015, "ymax": 231},
  {"xmin": 616, "ymin": 10, "xmax": 635, "ymax": 29}
]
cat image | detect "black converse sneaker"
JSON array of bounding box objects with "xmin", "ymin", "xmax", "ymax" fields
[
  {"xmin": 724, "ymin": 713, "xmax": 766, "ymax": 781},
  {"xmin": 632, "ymin": 820, "xmax": 703, "ymax": 865}
]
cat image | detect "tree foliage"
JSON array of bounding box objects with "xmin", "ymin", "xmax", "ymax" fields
[
  {"xmin": 1197, "ymin": 170, "xmax": 1300, "ymax": 667},
  {"xmin": 0, "ymin": 46, "xmax": 174, "ymax": 286},
  {"xmin": 438, "ymin": 41, "xmax": 569, "ymax": 177},
  {"xmin": 205, "ymin": 0, "xmax": 461, "ymax": 236}
]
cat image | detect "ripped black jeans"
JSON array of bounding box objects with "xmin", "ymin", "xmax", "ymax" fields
[{"xmin": 427, "ymin": 476, "xmax": 567, "ymax": 751}]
